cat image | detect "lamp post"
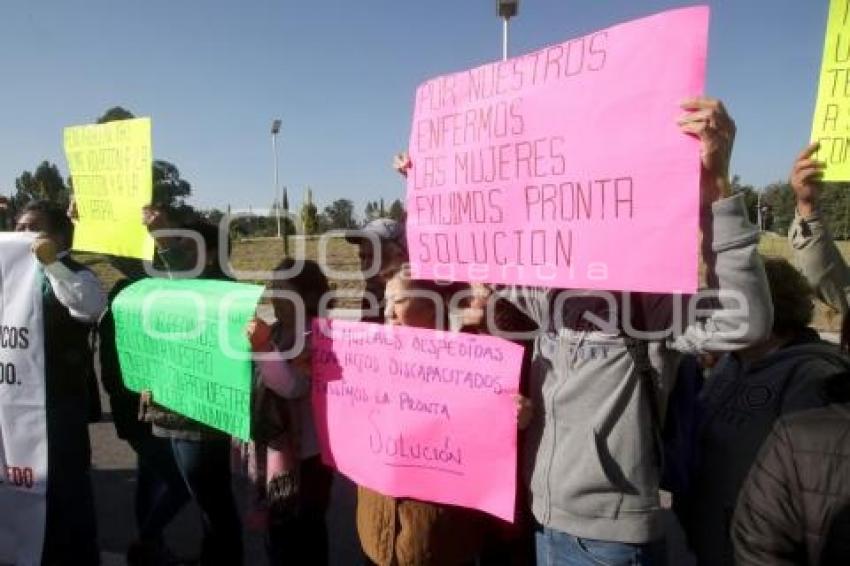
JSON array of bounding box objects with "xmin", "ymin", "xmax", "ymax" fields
[
  {"xmin": 498, "ymin": 0, "xmax": 519, "ymax": 61},
  {"xmin": 282, "ymin": 185, "xmax": 289, "ymax": 256},
  {"xmin": 271, "ymin": 118, "xmax": 282, "ymax": 240}
]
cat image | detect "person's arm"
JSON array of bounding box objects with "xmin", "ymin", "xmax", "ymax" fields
[
  {"xmin": 656, "ymin": 98, "xmax": 772, "ymax": 353},
  {"xmin": 33, "ymin": 237, "xmax": 106, "ymax": 322},
  {"xmin": 256, "ymin": 354, "xmax": 310, "ymax": 399},
  {"xmin": 788, "ymin": 142, "xmax": 850, "ymax": 315},
  {"xmin": 247, "ymin": 318, "xmax": 311, "ymax": 399},
  {"xmin": 44, "ymin": 263, "xmax": 107, "ymax": 322},
  {"xmin": 663, "ymin": 193, "xmax": 773, "ymax": 354},
  {"xmin": 491, "ymin": 285, "xmax": 552, "ymax": 333},
  {"xmin": 732, "ymin": 420, "xmax": 806, "ymax": 566}
]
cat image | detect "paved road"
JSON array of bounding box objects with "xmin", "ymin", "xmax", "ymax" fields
[{"xmin": 89, "ymin": 398, "xmax": 361, "ymax": 565}]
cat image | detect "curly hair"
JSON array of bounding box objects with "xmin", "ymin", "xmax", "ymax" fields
[{"xmin": 763, "ymin": 257, "xmax": 814, "ymax": 339}]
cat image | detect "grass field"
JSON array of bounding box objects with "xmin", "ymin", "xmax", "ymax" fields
[
  {"xmin": 77, "ymin": 235, "xmax": 365, "ymax": 308},
  {"xmin": 78, "ymin": 231, "xmax": 850, "ymax": 332}
]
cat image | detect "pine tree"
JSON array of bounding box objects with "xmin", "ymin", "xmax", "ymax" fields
[{"xmin": 301, "ymin": 186, "xmax": 319, "ymax": 235}]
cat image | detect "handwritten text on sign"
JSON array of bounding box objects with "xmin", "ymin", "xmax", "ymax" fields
[
  {"xmin": 311, "ymin": 319, "xmax": 523, "ymax": 522},
  {"xmin": 113, "ymin": 278, "xmax": 263, "ymax": 441},
  {"xmin": 406, "ymin": 7, "xmax": 708, "ymax": 293},
  {"xmin": 0, "ymin": 234, "xmax": 48, "ymax": 566},
  {"xmin": 812, "ymin": 0, "xmax": 850, "ymax": 181},
  {"xmin": 64, "ymin": 117, "xmax": 155, "ymax": 259}
]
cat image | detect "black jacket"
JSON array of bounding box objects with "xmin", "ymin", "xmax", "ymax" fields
[{"xmin": 732, "ymin": 374, "xmax": 850, "ymax": 565}]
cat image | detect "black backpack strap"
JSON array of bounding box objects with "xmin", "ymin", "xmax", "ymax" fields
[{"xmin": 625, "ymin": 336, "xmax": 664, "ymax": 471}]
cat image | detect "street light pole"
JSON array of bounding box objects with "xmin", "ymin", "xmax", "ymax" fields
[
  {"xmin": 498, "ymin": 0, "xmax": 519, "ymax": 61},
  {"xmin": 271, "ymin": 119, "xmax": 282, "ymax": 240},
  {"xmin": 282, "ymin": 185, "xmax": 289, "ymax": 256},
  {"xmin": 503, "ymin": 18, "xmax": 509, "ymax": 61}
]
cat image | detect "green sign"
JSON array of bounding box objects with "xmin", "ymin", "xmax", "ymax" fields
[{"xmin": 113, "ymin": 278, "xmax": 264, "ymax": 440}]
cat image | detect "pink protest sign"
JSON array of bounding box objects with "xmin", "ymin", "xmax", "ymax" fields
[
  {"xmin": 406, "ymin": 7, "xmax": 709, "ymax": 293},
  {"xmin": 311, "ymin": 318, "xmax": 524, "ymax": 522}
]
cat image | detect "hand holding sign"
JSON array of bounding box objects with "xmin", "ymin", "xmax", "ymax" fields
[
  {"xmin": 246, "ymin": 318, "xmax": 273, "ymax": 352},
  {"xmin": 393, "ymin": 153, "xmax": 412, "ymax": 177},
  {"xmin": 678, "ymin": 97, "xmax": 736, "ymax": 207},
  {"xmin": 515, "ymin": 395, "xmax": 533, "ymax": 430},
  {"xmin": 790, "ymin": 142, "xmax": 825, "ymax": 218},
  {"xmin": 67, "ymin": 196, "xmax": 78, "ymax": 224},
  {"xmin": 31, "ymin": 236, "xmax": 58, "ymax": 265},
  {"xmin": 141, "ymin": 204, "xmax": 171, "ymax": 232}
]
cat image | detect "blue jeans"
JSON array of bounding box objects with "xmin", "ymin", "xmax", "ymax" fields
[
  {"xmin": 171, "ymin": 437, "xmax": 243, "ymax": 566},
  {"xmin": 536, "ymin": 527, "xmax": 667, "ymax": 566}
]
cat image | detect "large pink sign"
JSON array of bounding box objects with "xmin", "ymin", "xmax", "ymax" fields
[
  {"xmin": 406, "ymin": 7, "xmax": 709, "ymax": 293},
  {"xmin": 311, "ymin": 319, "xmax": 524, "ymax": 522}
]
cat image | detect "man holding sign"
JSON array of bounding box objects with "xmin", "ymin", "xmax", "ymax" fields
[
  {"xmin": 474, "ymin": 102, "xmax": 768, "ymax": 564},
  {"xmin": 397, "ymin": 7, "xmax": 773, "ymax": 564}
]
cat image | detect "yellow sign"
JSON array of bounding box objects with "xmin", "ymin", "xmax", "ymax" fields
[
  {"xmin": 63, "ymin": 118, "xmax": 154, "ymax": 259},
  {"xmin": 812, "ymin": 0, "xmax": 850, "ymax": 181}
]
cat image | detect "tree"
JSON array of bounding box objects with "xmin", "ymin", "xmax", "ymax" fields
[
  {"xmin": 301, "ymin": 187, "xmax": 320, "ymax": 235},
  {"xmin": 364, "ymin": 200, "xmax": 381, "ymax": 222},
  {"xmin": 816, "ymin": 182, "xmax": 850, "ymax": 239},
  {"xmin": 13, "ymin": 161, "xmax": 70, "ymax": 209},
  {"xmin": 388, "ymin": 199, "xmax": 406, "ymax": 222},
  {"xmin": 761, "ymin": 181, "xmax": 796, "ymax": 236},
  {"xmin": 202, "ymin": 208, "xmax": 225, "ymax": 225},
  {"xmin": 323, "ymin": 198, "xmax": 356, "ymax": 230},
  {"xmin": 730, "ymin": 175, "xmax": 758, "ymax": 225},
  {"xmin": 152, "ymin": 160, "xmax": 192, "ymax": 207},
  {"xmin": 96, "ymin": 106, "xmax": 135, "ymax": 124},
  {"xmin": 97, "ymin": 106, "xmax": 193, "ymax": 208}
]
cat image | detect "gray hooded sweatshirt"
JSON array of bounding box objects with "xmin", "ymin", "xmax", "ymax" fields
[
  {"xmin": 789, "ymin": 209, "xmax": 850, "ymax": 316},
  {"xmin": 501, "ymin": 194, "xmax": 773, "ymax": 544}
]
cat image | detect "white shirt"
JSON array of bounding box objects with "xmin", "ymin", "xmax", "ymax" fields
[{"xmin": 43, "ymin": 251, "xmax": 107, "ymax": 323}]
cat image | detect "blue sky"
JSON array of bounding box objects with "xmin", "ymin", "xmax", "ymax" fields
[{"xmin": 0, "ymin": 1, "xmax": 829, "ymax": 216}]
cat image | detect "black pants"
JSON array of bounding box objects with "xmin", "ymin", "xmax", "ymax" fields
[
  {"xmin": 42, "ymin": 396, "xmax": 99, "ymax": 566},
  {"xmin": 266, "ymin": 455, "xmax": 333, "ymax": 566}
]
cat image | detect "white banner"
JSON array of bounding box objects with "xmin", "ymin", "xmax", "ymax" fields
[{"xmin": 0, "ymin": 233, "xmax": 47, "ymax": 565}]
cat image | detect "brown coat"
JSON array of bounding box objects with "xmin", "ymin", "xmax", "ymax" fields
[
  {"xmin": 732, "ymin": 378, "xmax": 850, "ymax": 565},
  {"xmin": 356, "ymin": 486, "xmax": 489, "ymax": 566}
]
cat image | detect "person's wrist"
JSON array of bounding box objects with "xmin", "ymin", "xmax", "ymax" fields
[
  {"xmin": 715, "ymin": 175, "xmax": 731, "ymax": 199},
  {"xmin": 701, "ymin": 173, "xmax": 730, "ymax": 209},
  {"xmin": 797, "ymin": 200, "xmax": 816, "ymax": 218}
]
